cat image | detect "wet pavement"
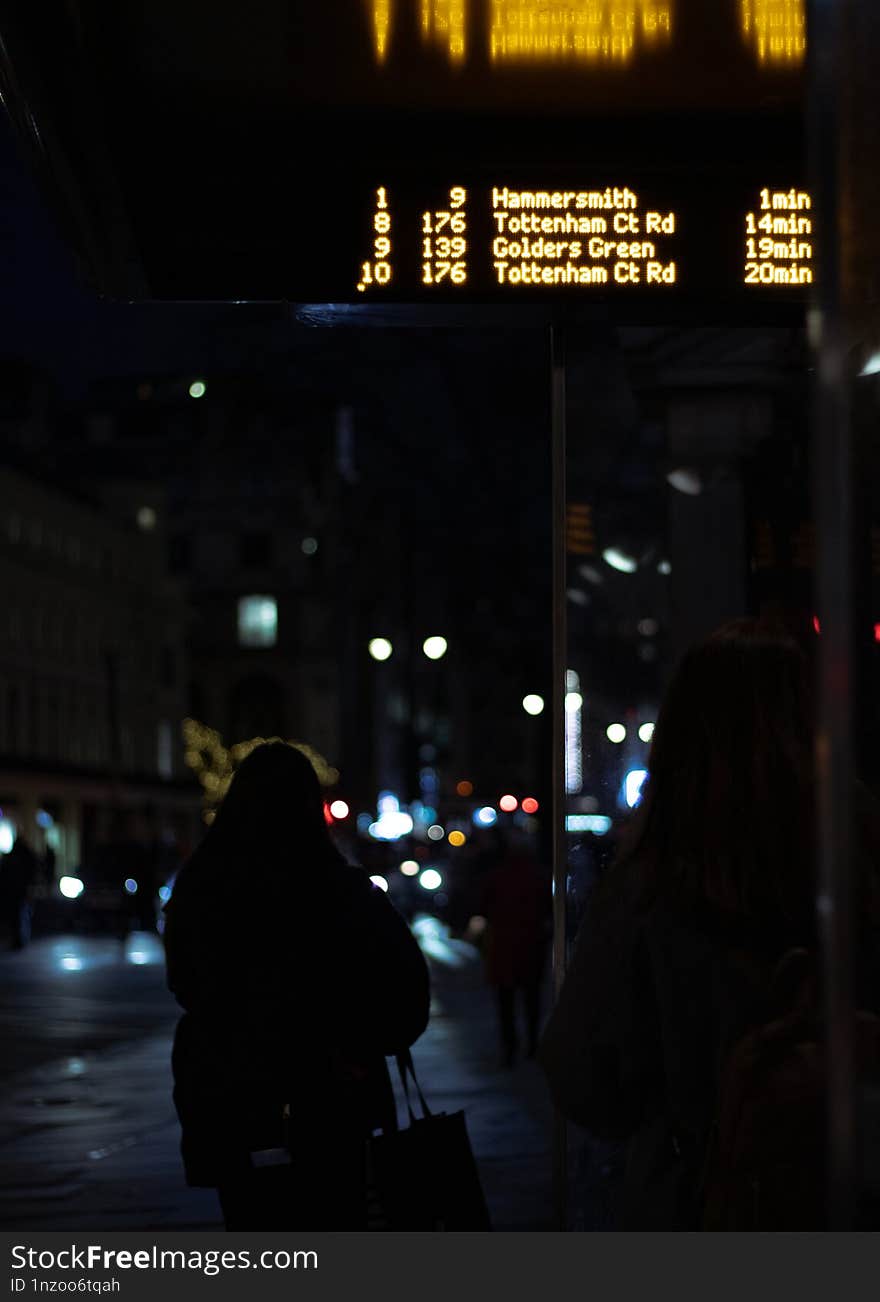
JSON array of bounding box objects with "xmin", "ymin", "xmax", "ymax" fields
[{"xmin": 0, "ymin": 923, "xmax": 553, "ymax": 1231}]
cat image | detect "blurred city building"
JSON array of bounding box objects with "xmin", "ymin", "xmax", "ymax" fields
[{"xmin": 0, "ymin": 447, "xmax": 196, "ymax": 892}]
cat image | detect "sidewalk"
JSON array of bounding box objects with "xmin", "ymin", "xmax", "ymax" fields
[{"xmin": 0, "ymin": 928, "xmax": 553, "ymax": 1231}]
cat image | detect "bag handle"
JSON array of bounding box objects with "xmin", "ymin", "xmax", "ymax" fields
[{"xmin": 395, "ymin": 1049, "xmax": 433, "ymax": 1123}]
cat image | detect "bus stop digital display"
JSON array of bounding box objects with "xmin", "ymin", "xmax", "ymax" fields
[{"xmin": 10, "ymin": 1, "xmax": 810, "ymax": 307}]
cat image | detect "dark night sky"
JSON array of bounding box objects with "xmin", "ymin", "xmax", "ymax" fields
[{"xmin": 0, "ymin": 114, "xmax": 299, "ymax": 399}]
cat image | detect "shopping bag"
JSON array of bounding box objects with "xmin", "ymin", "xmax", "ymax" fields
[{"xmin": 370, "ymin": 1051, "xmax": 492, "ymax": 1230}]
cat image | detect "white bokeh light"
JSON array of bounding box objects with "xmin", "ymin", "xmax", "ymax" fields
[
  {"xmin": 423, "ymin": 636, "xmax": 448, "ymax": 661},
  {"xmin": 369, "ymin": 638, "xmax": 393, "ymax": 662}
]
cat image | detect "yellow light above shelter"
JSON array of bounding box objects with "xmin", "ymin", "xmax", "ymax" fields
[
  {"xmin": 421, "ymin": 0, "xmax": 467, "ymax": 64},
  {"xmin": 740, "ymin": 0, "xmax": 806, "ymax": 66},
  {"xmin": 373, "ymin": 0, "xmax": 392, "ymax": 62},
  {"xmin": 489, "ymin": 0, "xmax": 673, "ymax": 66}
]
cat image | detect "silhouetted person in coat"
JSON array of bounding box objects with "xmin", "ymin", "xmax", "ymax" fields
[
  {"xmin": 164, "ymin": 742, "xmax": 430, "ymax": 1230},
  {"xmin": 1, "ymin": 834, "xmax": 37, "ymax": 948},
  {"xmin": 540, "ymin": 619, "xmax": 880, "ymax": 1229},
  {"xmin": 481, "ymin": 834, "xmax": 549, "ymax": 1067}
]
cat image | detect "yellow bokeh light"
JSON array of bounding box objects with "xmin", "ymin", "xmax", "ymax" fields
[
  {"xmin": 421, "ymin": 0, "xmax": 467, "ymax": 65},
  {"xmin": 740, "ymin": 0, "xmax": 806, "ymax": 66},
  {"xmin": 489, "ymin": 1, "xmax": 673, "ymax": 65},
  {"xmin": 448, "ymin": 830, "xmax": 467, "ymax": 847}
]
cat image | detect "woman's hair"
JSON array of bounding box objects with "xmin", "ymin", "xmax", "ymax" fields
[
  {"xmin": 622, "ymin": 618, "xmax": 816, "ymax": 925},
  {"xmin": 208, "ymin": 741, "xmax": 337, "ymax": 865}
]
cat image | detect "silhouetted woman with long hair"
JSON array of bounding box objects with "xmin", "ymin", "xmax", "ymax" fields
[
  {"xmin": 540, "ymin": 619, "xmax": 880, "ymax": 1228},
  {"xmin": 164, "ymin": 742, "xmax": 430, "ymax": 1230}
]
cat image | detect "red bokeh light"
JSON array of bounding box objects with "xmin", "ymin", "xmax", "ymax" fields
[{"xmin": 522, "ymin": 797, "xmax": 539, "ymax": 815}]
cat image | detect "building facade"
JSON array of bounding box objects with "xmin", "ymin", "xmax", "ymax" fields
[{"xmin": 0, "ymin": 462, "xmax": 198, "ymax": 881}]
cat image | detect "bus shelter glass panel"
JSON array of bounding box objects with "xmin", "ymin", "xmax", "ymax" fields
[{"xmin": 559, "ymin": 321, "xmax": 828, "ymax": 1228}]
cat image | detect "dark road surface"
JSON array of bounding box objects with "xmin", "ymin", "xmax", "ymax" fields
[
  {"xmin": 0, "ymin": 934, "xmax": 175, "ymax": 1080},
  {"xmin": 0, "ymin": 924, "xmax": 553, "ymax": 1231}
]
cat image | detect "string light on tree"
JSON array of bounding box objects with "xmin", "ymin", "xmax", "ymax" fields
[{"xmin": 181, "ymin": 718, "xmax": 340, "ymax": 816}]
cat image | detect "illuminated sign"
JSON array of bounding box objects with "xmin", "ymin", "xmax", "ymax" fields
[
  {"xmin": 357, "ymin": 187, "xmax": 394, "ymax": 292},
  {"xmin": 740, "ymin": 0, "xmax": 806, "ymax": 66},
  {"xmin": 743, "ymin": 188, "xmax": 813, "ymax": 286},
  {"xmin": 373, "ymin": 0, "xmax": 677, "ymax": 67},
  {"xmin": 489, "ymin": 0, "xmax": 673, "ymax": 64},
  {"xmin": 354, "ymin": 181, "xmax": 813, "ymax": 299},
  {"xmin": 491, "ymin": 187, "xmax": 677, "ymax": 287},
  {"xmin": 422, "ymin": 186, "xmax": 469, "ymax": 286},
  {"xmin": 9, "ymin": 4, "xmax": 807, "ymax": 306},
  {"xmin": 373, "ymin": 0, "xmax": 392, "ymax": 62},
  {"xmin": 422, "ymin": 0, "xmax": 467, "ymax": 64}
]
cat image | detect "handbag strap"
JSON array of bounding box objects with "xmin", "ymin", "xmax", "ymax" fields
[{"xmin": 395, "ymin": 1049, "xmax": 433, "ymax": 1122}]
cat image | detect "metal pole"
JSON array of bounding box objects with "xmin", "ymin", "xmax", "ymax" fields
[
  {"xmin": 550, "ymin": 323, "xmax": 568, "ymax": 1230},
  {"xmin": 808, "ymin": 0, "xmax": 857, "ymax": 1230}
]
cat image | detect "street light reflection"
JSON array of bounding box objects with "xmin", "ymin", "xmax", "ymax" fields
[
  {"xmin": 124, "ymin": 933, "xmax": 164, "ymax": 967},
  {"xmin": 412, "ymin": 914, "xmax": 468, "ymax": 967}
]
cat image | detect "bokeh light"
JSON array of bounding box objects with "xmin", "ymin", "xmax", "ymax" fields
[
  {"xmin": 499, "ymin": 794, "xmax": 518, "ymax": 813},
  {"xmin": 624, "ymin": 769, "xmax": 649, "ymax": 809},
  {"xmin": 369, "ymin": 637, "xmax": 393, "ymax": 662},
  {"xmin": 606, "ymin": 723, "xmax": 627, "ymax": 744},
  {"xmin": 423, "ymin": 636, "xmax": 448, "ymax": 661}
]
